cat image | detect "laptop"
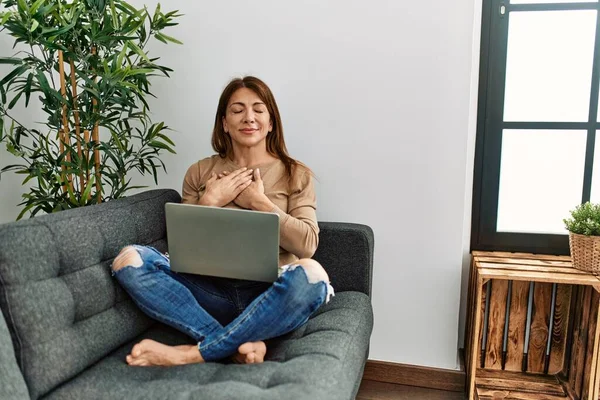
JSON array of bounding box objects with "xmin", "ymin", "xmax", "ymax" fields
[{"xmin": 164, "ymin": 202, "xmax": 280, "ymax": 282}]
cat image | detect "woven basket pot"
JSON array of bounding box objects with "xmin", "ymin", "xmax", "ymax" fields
[{"xmin": 569, "ymin": 231, "xmax": 600, "ymax": 275}]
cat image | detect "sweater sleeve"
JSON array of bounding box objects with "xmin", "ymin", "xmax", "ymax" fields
[
  {"xmin": 181, "ymin": 162, "xmax": 204, "ymax": 205},
  {"xmin": 272, "ymin": 171, "xmax": 319, "ymax": 259}
]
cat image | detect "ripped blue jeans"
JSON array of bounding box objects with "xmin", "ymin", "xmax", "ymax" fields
[{"xmin": 111, "ymin": 245, "xmax": 334, "ymax": 361}]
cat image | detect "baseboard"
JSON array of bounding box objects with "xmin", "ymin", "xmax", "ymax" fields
[{"xmin": 362, "ymin": 354, "xmax": 466, "ymax": 393}]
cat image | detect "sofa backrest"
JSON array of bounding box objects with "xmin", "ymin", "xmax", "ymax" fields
[
  {"xmin": 313, "ymin": 222, "xmax": 374, "ymax": 297},
  {"xmin": 0, "ymin": 189, "xmax": 181, "ymax": 399}
]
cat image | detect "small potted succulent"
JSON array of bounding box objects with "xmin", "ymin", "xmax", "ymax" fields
[{"xmin": 564, "ymin": 202, "xmax": 600, "ymax": 274}]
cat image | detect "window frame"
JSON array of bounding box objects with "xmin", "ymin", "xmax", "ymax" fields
[{"xmin": 471, "ymin": 0, "xmax": 600, "ymax": 255}]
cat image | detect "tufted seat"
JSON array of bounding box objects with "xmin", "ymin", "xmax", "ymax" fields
[{"xmin": 0, "ymin": 189, "xmax": 374, "ymax": 400}]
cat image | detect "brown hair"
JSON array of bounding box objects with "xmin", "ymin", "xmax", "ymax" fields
[{"xmin": 211, "ymin": 76, "xmax": 305, "ymax": 181}]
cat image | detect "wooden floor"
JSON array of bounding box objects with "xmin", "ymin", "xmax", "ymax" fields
[{"xmin": 356, "ymin": 379, "xmax": 466, "ymax": 400}]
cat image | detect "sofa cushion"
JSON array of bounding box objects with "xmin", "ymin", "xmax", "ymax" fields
[
  {"xmin": 0, "ymin": 303, "xmax": 29, "ymax": 400},
  {"xmin": 0, "ymin": 189, "xmax": 181, "ymax": 399},
  {"xmin": 42, "ymin": 292, "xmax": 373, "ymax": 400}
]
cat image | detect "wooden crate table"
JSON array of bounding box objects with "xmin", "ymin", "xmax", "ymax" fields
[{"xmin": 465, "ymin": 251, "xmax": 600, "ymax": 400}]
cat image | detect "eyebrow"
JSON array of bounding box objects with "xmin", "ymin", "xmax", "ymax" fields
[{"xmin": 229, "ymin": 102, "xmax": 266, "ymax": 107}]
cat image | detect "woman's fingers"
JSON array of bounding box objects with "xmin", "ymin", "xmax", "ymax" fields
[
  {"xmin": 231, "ymin": 169, "xmax": 254, "ymax": 185},
  {"xmin": 235, "ymin": 178, "xmax": 253, "ymax": 194},
  {"xmin": 228, "ymin": 167, "xmax": 251, "ymax": 179}
]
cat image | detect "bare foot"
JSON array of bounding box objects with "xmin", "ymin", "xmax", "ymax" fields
[
  {"xmin": 125, "ymin": 339, "xmax": 204, "ymax": 367},
  {"xmin": 233, "ymin": 341, "xmax": 267, "ymax": 364}
]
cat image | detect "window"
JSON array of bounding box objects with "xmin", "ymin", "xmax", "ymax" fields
[{"xmin": 471, "ymin": 0, "xmax": 600, "ymax": 254}]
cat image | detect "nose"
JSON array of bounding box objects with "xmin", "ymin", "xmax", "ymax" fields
[{"xmin": 243, "ymin": 109, "xmax": 255, "ymax": 123}]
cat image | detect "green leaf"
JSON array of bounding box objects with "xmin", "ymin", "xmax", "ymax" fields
[
  {"xmin": 125, "ymin": 68, "xmax": 154, "ymax": 76},
  {"xmin": 24, "ymin": 73, "xmax": 33, "ymax": 106},
  {"xmin": 0, "ymin": 65, "xmax": 28, "ymax": 86},
  {"xmin": 110, "ymin": 0, "xmax": 119, "ymax": 29},
  {"xmin": 0, "ymin": 57, "xmax": 22, "ymax": 65},
  {"xmin": 7, "ymin": 90, "xmax": 23, "ymax": 110},
  {"xmin": 149, "ymin": 140, "xmax": 175, "ymax": 153},
  {"xmin": 126, "ymin": 40, "xmax": 149, "ymax": 62},
  {"xmin": 35, "ymin": 70, "xmax": 50, "ymax": 92},
  {"xmin": 29, "ymin": 19, "xmax": 39, "ymax": 32},
  {"xmin": 155, "ymin": 32, "xmax": 182, "ymax": 45},
  {"xmin": 156, "ymin": 133, "xmax": 175, "ymax": 146},
  {"xmin": 154, "ymin": 33, "xmax": 167, "ymax": 44},
  {"xmin": 1, "ymin": 11, "xmax": 14, "ymax": 25},
  {"xmin": 0, "ymin": 84, "xmax": 6, "ymax": 104},
  {"xmin": 66, "ymin": 182, "xmax": 78, "ymax": 205},
  {"xmin": 81, "ymin": 175, "xmax": 95, "ymax": 205},
  {"xmin": 1, "ymin": 164, "xmax": 26, "ymax": 172},
  {"xmin": 109, "ymin": 129, "xmax": 125, "ymax": 152},
  {"xmin": 30, "ymin": 0, "xmax": 45, "ymax": 15},
  {"xmin": 16, "ymin": 0, "xmax": 27, "ymax": 13},
  {"xmin": 16, "ymin": 202, "xmax": 35, "ymax": 220}
]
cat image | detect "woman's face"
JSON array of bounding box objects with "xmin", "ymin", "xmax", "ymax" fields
[{"xmin": 223, "ymin": 87, "xmax": 273, "ymax": 150}]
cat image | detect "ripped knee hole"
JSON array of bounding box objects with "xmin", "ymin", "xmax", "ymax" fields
[
  {"xmin": 112, "ymin": 246, "xmax": 143, "ymax": 271},
  {"xmin": 295, "ymin": 259, "xmax": 330, "ymax": 284}
]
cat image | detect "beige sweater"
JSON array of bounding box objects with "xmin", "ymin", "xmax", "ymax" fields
[{"xmin": 181, "ymin": 155, "xmax": 319, "ymax": 266}]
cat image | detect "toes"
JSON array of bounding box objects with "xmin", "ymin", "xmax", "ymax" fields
[
  {"xmin": 131, "ymin": 345, "xmax": 142, "ymax": 357},
  {"xmin": 254, "ymin": 351, "xmax": 265, "ymax": 363},
  {"xmin": 238, "ymin": 342, "xmax": 254, "ymax": 354},
  {"xmin": 129, "ymin": 357, "xmax": 150, "ymax": 367},
  {"xmin": 132, "ymin": 339, "xmax": 154, "ymax": 357}
]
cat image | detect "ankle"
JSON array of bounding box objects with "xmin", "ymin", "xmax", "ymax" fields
[{"xmin": 182, "ymin": 344, "xmax": 204, "ymax": 364}]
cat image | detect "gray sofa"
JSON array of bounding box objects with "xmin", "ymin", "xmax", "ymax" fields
[{"xmin": 0, "ymin": 189, "xmax": 374, "ymax": 400}]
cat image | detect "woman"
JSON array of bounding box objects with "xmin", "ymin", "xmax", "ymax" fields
[{"xmin": 111, "ymin": 76, "xmax": 334, "ymax": 367}]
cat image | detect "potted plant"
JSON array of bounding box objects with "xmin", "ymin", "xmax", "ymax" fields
[
  {"xmin": 0, "ymin": 0, "xmax": 181, "ymax": 219},
  {"xmin": 564, "ymin": 202, "xmax": 600, "ymax": 274}
]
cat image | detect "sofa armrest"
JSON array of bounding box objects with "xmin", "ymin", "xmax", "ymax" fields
[
  {"xmin": 0, "ymin": 305, "xmax": 29, "ymax": 399},
  {"xmin": 313, "ymin": 222, "xmax": 374, "ymax": 297}
]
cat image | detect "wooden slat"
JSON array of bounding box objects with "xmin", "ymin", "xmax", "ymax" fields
[
  {"xmin": 527, "ymin": 283, "xmax": 553, "ymax": 373},
  {"xmin": 476, "ymin": 257, "xmax": 573, "ymax": 268},
  {"xmin": 505, "ymin": 281, "xmax": 530, "ymax": 372},
  {"xmin": 557, "ymin": 372, "xmax": 577, "ymax": 400},
  {"xmin": 574, "ymin": 287, "xmax": 593, "ymax": 399},
  {"xmin": 479, "ymin": 268, "xmax": 600, "ymax": 286},
  {"xmin": 567, "ymin": 287, "xmax": 584, "ymax": 389},
  {"xmin": 593, "ymin": 301, "xmax": 600, "ymax": 400},
  {"xmin": 581, "ymin": 290, "xmax": 599, "ymax": 399},
  {"xmin": 548, "ymin": 285, "xmax": 572, "ymax": 375},
  {"xmin": 568, "ymin": 286, "xmax": 591, "ymax": 397},
  {"xmin": 476, "ymin": 369, "xmax": 565, "ymax": 395},
  {"xmin": 479, "ymin": 262, "xmax": 590, "ymax": 276},
  {"xmin": 592, "ymin": 293, "xmax": 600, "ymax": 400},
  {"xmin": 465, "ymin": 257, "xmax": 477, "ymax": 374},
  {"xmin": 485, "ymin": 280, "xmax": 509, "ymax": 369},
  {"xmin": 472, "ymin": 251, "xmax": 571, "ymax": 262},
  {"xmin": 476, "ymin": 388, "xmax": 568, "ymax": 400},
  {"xmin": 477, "ymin": 281, "xmax": 488, "ymax": 369},
  {"xmin": 468, "ymin": 278, "xmax": 485, "ymax": 400}
]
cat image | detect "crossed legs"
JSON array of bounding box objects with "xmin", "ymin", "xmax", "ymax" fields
[{"xmin": 111, "ymin": 246, "xmax": 331, "ymax": 367}]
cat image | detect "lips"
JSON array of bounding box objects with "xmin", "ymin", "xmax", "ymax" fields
[{"xmin": 240, "ymin": 128, "xmax": 257, "ymax": 134}]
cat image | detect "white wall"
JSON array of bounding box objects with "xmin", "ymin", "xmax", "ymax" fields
[{"xmin": 0, "ymin": 0, "xmax": 480, "ymax": 370}]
